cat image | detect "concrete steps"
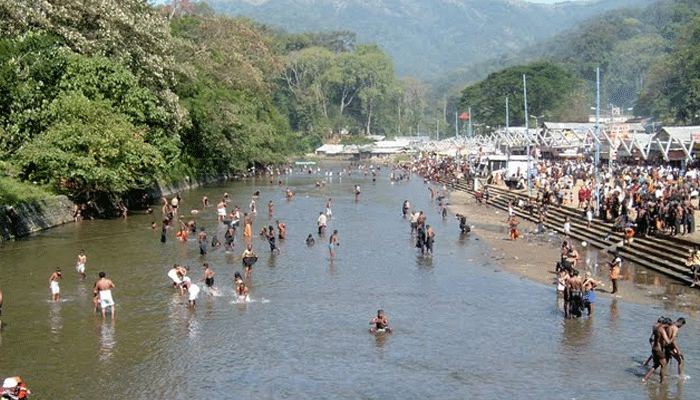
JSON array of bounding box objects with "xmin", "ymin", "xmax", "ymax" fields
[{"xmin": 444, "ymin": 178, "xmax": 697, "ymax": 285}]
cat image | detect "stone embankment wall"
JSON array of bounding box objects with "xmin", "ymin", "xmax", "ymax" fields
[
  {"xmin": 147, "ymin": 173, "xmax": 237, "ymax": 201},
  {"xmin": 0, "ymin": 196, "xmax": 75, "ymax": 241},
  {"xmin": 0, "ymin": 173, "xmax": 238, "ymax": 241}
]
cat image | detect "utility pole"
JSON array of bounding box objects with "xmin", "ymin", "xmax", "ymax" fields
[
  {"xmin": 524, "ymin": 74, "xmax": 531, "ymax": 197},
  {"xmin": 455, "ymin": 112, "xmax": 458, "ymax": 138},
  {"xmin": 595, "ymin": 67, "xmax": 601, "ymax": 215},
  {"xmin": 468, "ymin": 106, "xmax": 473, "ymax": 138},
  {"xmin": 436, "ymin": 117, "xmax": 439, "ymax": 141},
  {"xmin": 506, "ymin": 95, "xmax": 510, "ymax": 162}
]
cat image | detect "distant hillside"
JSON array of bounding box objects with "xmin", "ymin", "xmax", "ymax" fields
[
  {"xmin": 209, "ymin": 0, "xmax": 657, "ymax": 79},
  {"xmin": 443, "ymin": 0, "xmax": 700, "ymax": 109}
]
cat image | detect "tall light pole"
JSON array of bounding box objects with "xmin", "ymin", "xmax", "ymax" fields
[
  {"xmin": 524, "ymin": 74, "xmax": 531, "ymax": 197},
  {"xmin": 468, "ymin": 106, "xmax": 473, "ymax": 138},
  {"xmin": 506, "ymin": 96, "xmax": 510, "ymax": 161},
  {"xmin": 595, "ymin": 67, "xmax": 601, "ymax": 215},
  {"xmin": 455, "ymin": 112, "xmax": 458, "ymax": 138}
]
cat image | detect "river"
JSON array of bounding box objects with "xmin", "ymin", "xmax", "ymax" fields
[{"xmin": 0, "ymin": 168, "xmax": 697, "ymax": 399}]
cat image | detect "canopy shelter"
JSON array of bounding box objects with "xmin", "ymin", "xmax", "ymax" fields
[{"xmin": 649, "ymin": 126, "xmax": 700, "ymax": 163}]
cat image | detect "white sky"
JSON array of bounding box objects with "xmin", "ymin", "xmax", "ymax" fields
[{"xmin": 525, "ymin": 0, "xmax": 581, "ymax": 3}]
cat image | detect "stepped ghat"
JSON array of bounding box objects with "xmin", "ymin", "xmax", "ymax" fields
[{"xmin": 444, "ymin": 177, "xmax": 699, "ymax": 286}]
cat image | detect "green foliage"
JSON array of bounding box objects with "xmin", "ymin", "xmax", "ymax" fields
[
  {"xmin": 460, "ymin": 62, "xmax": 586, "ymax": 127},
  {"xmin": 637, "ymin": 13, "xmax": 700, "ymax": 124},
  {"xmin": 171, "ymin": 14, "xmax": 296, "ymax": 171},
  {"xmin": 275, "ymin": 41, "xmax": 401, "ymax": 141},
  {"xmin": 15, "ymin": 92, "xmax": 165, "ymax": 196},
  {"xmin": 0, "ymin": 176, "xmax": 54, "ymax": 206}
]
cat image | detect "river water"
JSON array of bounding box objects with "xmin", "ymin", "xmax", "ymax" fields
[{"xmin": 0, "ymin": 169, "xmax": 698, "ymax": 399}]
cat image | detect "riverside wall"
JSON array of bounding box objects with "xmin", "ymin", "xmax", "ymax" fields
[
  {"xmin": 0, "ymin": 196, "xmax": 75, "ymax": 241},
  {"xmin": 0, "ymin": 172, "xmax": 239, "ymax": 241}
]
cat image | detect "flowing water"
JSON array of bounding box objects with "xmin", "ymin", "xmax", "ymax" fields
[{"xmin": 0, "ymin": 169, "xmax": 698, "ymax": 399}]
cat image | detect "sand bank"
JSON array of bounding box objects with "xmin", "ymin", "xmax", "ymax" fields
[{"xmin": 447, "ymin": 189, "xmax": 700, "ymax": 311}]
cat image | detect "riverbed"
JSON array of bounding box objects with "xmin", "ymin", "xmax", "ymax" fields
[{"xmin": 0, "ymin": 169, "xmax": 697, "ymax": 399}]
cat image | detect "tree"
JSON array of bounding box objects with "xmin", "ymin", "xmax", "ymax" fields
[
  {"xmin": 15, "ymin": 92, "xmax": 165, "ymax": 197},
  {"xmin": 460, "ymin": 62, "xmax": 586, "ymax": 127}
]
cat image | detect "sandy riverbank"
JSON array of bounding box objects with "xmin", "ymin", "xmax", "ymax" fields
[{"xmin": 446, "ymin": 189, "xmax": 700, "ymax": 311}]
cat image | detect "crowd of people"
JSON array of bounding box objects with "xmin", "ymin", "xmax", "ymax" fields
[{"xmin": 408, "ymin": 150, "xmax": 696, "ymax": 384}]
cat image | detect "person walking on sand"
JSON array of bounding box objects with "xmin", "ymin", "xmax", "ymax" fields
[
  {"xmin": 609, "ymin": 251, "xmax": 622, "ymax": 295},
  {"xmin": 508, "ymin": 216, "xmax": 519, "ymax": 241},
  {"xmin": 94, "ymin": 272, "xmax": 116, "ymax": 319},
  {"xmin": 49, "ymin": 268, "xmax": 62, "ymax": 302}
]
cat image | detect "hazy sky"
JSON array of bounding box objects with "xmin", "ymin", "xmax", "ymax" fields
[{"xmin": 526, "ymin": 0, "xmax": 582, "ymax": 3}]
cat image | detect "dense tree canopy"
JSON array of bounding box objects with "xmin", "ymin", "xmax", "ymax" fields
[{"xmin": 460, "ymin": 62, "xmax": 586, "ymax": 128}]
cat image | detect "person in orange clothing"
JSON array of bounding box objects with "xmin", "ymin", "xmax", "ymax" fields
[
  {"xmin": 2, "ymin": 376, "xmax": 30, "ymax": 399},
  {"xmin": 609, "ymin": 251, "xmax": 622, "ymax": 294},
  {"xmin": 508, "ymin": 216, "xmax": 519, "ymax": 241}
]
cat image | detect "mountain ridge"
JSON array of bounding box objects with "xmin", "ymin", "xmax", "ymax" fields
[{"xmin": 209, "ymin": 0, "xmax": 657, "ymax": 79}]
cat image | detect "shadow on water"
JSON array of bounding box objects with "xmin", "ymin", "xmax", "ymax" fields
[{"xmin": 416, "ymin": 253, "xmax": 433, "ymax": 269}]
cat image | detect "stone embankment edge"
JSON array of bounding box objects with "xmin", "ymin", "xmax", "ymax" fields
[{"xmin": 0, "ymin": 172, "xmax": 237, "ymax": 242}]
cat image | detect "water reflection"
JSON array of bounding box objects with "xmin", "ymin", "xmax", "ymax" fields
[
  {"xmin": 49, "ymin": 302, "xmax": 62, "ymax": 336},
  {"xmin": 610, "ymin": 299, "xmax": 619, "ymax": 330},
  {"xmin": 373, "ymin": 332, "xmax": 389, "ymax": 349},
  {"xmin": 416, "ymin": 254, "xmax": 433, "ymax": 269},
  {"xmin": 98, "ymin": 319, "xmax": 115, "ymax": 362},
  {"xmin": 644, "ymin": 380, "xmax": 683, "ymax": 400}
]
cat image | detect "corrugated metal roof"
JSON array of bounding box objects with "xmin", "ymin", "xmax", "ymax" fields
[{"xmin": 659, "ymin": 126, "xmax": 700, "ymax": 141}]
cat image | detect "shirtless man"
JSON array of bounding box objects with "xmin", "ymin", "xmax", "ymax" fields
[
  {"xmin": 276, "ymin": 220, "xmax": 286, "ymax": 240},
  {"xmin": 76, "ymin": 250, "xmax": 87, "ymax": 280},
  {"xmin": 198, "ymin": 227, "xmax": 208, "ymax": 255},
  {"xmin": 665, "ymin": 317, "xmax": 686, "ymax": 378},
  {"xmin": 643, "ymin": 317, "xmax": 666, "ymax": 367},
  {"xmin": 425, "ymin": 225, "xmax": 435, "ymax": 254},
  {"xmin": 242, "ymin": 244, "xmax": 257, "ymax": 277},
  {"xmin": 643, "ymin": 317, "xmax": 672, "ymax": 383},
  {"xmin": 566, "ymin": 270, "xmax": 584, "ymax": 318},
  {"xmin": 94, "ymin": 272, "xmax": 116, "ymax": 319},
  {"xmin": 564, "ymin": 245, "xmax": 580, "ymax": 270},
  {"xmin": 369, "ymin": 309, "xmax": 392, "ymax": 333},
  {"xmin": 329, "ymin": 229, "xmax": 340, "ymax": 258},
  {"xmin": 48, "ymin": 268, "xmax": 62, "ymax": 302},
  {"xmin": 609, "ymin": 251, "xmax": 622, "ymax": 294},
  {"xmin": 202, "ymin": 263, "xmax": 215, "ymax": 289}
]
